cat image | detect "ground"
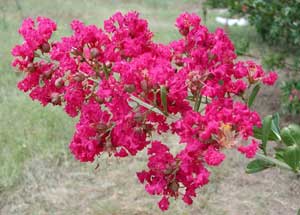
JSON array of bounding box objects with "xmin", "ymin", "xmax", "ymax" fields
[{"xmin": 0, "ymin": 0, "xmax": 299, "ymax": 214}]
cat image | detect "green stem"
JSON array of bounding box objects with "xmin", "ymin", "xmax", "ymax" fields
[
  {"xmin": 130, "ymin": 95, "xmax": 166, "ymax": 116},
  {"xmin": 194, "ymin": 93, "xmax": 202, "ymax": 112},
  {"xmin": 103, "ymin": 64, "xmax": 110, "ymax": 79}
]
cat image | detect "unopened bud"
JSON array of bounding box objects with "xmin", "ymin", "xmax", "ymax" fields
[
  {"xmin": 105, "ymin": 61, "xmax": 112, "ymax": 68},
  {"xmin": 180, "ymin": 28, "xmax": 189, "ymax": 36},
  {"xmin": 175, "ymin": 57, "xmax": 184, "ymax": 67},
  {"xmin": 43, "ymin": 69, "xmax": 54, "ymax": 79},
  {"xmin": 153, "ymin": 83, "xmax": 159, "ymax": 90},
  {"xmin": 207, "ymin": 73, "xmax": 214, "ymax": 80},
  {"xmin": 41, "ymin": 42, "xmax": 51, "ymax": 53},
  {"xmin": 169, "ymin": 181, "xmax": 179, "ymax": 192},
  {"xmin": 248, "ymin": 76, "xmax": 257, "ymax": 84},
  {"xmin": 141, "ymin": 80, "xmax": 148, "ymax": 92},
  {"xmin": 55, "ymin": 78, "xmax": 64, "ymax": 88},
  {"xmin": 90, "ymin": 48, "xmax": 100, "ymax": 59},
  {"xmin": 133, "ymin": 127, "xmax": 144, "ymax": 134},
  {"xmin": 208, "ymin": 52, "xmax": 215, "ymax": 61},
  {"xmin": 71, "ymin": 48, "xmax": 82, "ymax": 56},
  {"xmin": 26, "ymin": 63, "xmax": 35, "ymax": 73},
  {"xmin": 124, "ymin": 84, "xmax": 135, "ymax": 93},
  {"xmin": 134, "ymin": 112, "xmax": 144, "ymax": 123},
  {"xmin": 73, "ymin": 73, "xmax": 85, "ymax": 82},
  {"xmin": 97, "ymin": 123, "xmax": 108, "ymax": 132},
  {"xmin": 163, "ymin": 167, "xmax": 173, "ymax": 175},
  {"xmin": 51, "ymin": 93, "xmax": 62, "ymax": 105},
  {"xmin": 95, "ymin": 96, "xmax": 105, "ymax": 104}
]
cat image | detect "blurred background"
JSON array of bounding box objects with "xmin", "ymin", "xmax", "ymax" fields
[{"xmin": 0, "ymin": 0, "xmax": 299, "ymax": 214}]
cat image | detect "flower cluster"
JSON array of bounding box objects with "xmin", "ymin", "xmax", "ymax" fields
[{"xmin": 12, "ymin": 12, "xmax": 277, "ymax": 211}]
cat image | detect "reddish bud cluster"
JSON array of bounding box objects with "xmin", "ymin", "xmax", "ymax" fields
[{"xmin": 12, "ymin": 12, "xmax": 277, "ymax": 211}]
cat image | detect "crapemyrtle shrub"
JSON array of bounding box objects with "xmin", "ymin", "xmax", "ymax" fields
[
  {"xmin": 228, "ymin": 0, "xmax": 300, "ymax": 47},
  {"xmin": 11, "ymin": 12, "xmax": 277, "ymax": 211}
]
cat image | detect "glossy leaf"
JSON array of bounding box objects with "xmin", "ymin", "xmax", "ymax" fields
[
  {"xmin": 248, "ymin": 84, "xmax": 260, "ymax": 107},
  {"xmin": 253, "ymin": 126, "xmax": 279, "ymax": 141},
  {"xmin": 281, "ymin": 124, "xmax": 300, "ymax": 146},
  {"xmin": 282, "ymin": 145, "xmax": 300, "ymax": 172},
  {"xmin": 271, "ymin": 113, "xmax": 281, "ymax": 141},
  {"xmin": 261, "ymin": 115, "xmax": 273, "ymax": 154},
  {"xmin": 256, "ymin": 153, "xmax": 293, "ymax": 171},
  {"xmin": 274, "ymin": 147, "xmax": 285, "ymax": 161},
  {"xmin": 246, "ymin": 159, "xmax": 272, "ymax": 174}
]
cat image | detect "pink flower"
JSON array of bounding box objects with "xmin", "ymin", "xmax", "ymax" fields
[
  {"xmin": 263, "ymin": 72, "xmax": 278, "ymax": 85},
  {"xmin": 158, "ymin": 196, "xmax": 170, "ymax": 211},
  {"xmin": 204, "ymin": 146, "xmax": 226, "ymax": 166},
  {"xmin": 238, "ymin": 139, "xmax": 259, "ymax": 158},
  {"xmin": 175, "ymin": 12, "xmax": 200, "ymax": 36}
]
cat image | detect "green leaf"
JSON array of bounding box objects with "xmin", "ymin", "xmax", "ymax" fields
[
  {"xmin": 274, "ymin": 147, "xmax": 285, "ymax": 161},
  {"xmin": 261, "ymin": 115, "xmax": 273, "ymax": 154},
  {"xmin": 281, "ymin": 124, "xmax": 300, "ymax": 146},
  {"xmin": 253, "ymin": 126, "xmax": 279, "ymax": 141},
  {"xmin": 160, "ymin": 85, "xmax": 168, "ymax": 114},
  {"xmin": 253, "ymin": 114, "xmax": 281, "ymax": 142},
  {"xmin": 248, "ymin": 84, "xmax": 260, "ymax": 107},
  {"xmin": 271, "ymin": 113, "xmax": 281, "ymax": 140},
  {"xmin": 256, "ymin": 153, "xmax": 293, "ymax": 171},
  {"xmin": 246, "ymin": 159, "xmax": 272, "ymax": 174},
  {"xmin": 282, "ymin": 145, "xmax": 300, "ymax": 172}
]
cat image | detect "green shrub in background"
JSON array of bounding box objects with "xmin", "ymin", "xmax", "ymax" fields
[
  {"xmin": 203, "ymin": 0, "xmax": 231, "ymax": 8},
  {"xmin": 281, "ymin": 81, "xmax": 300, "ymax": 115},
  {"xmin": 205, "ymin": 0, "xmax": 300, "ymax": 47}
]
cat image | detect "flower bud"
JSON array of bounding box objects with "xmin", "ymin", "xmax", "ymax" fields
[
  {"xmin": 169, "ymin": 181, "xmax": 179, "ymax": 192},
  {"xmin": 55, "ymin": 78, "xmax": 64, "ymax": 88},
  {"xmin": 163, "ymin": 167, "xmax": 173, "ymax": 175},
  {"xmin": 51, "ymin": 93, "xmax": 62, "ymax": 105},
  {"xmin": 141, "ymin": 80, "xmax": 148, "ymax": 92},
  {"xmin": 175, "ymin": 57, "xmax": 184, "ymax": 67},
  {"xmin": 26, "ymin": 63, "xmax": 35, "ymax": 73},
  {"xmin": 90, "ymin": 48, "xmax": 100, "ymax": 59},
  {"xmin": 105, "ymin": 61, "xmax": 112, "ymax": 68},
  {"xmin": 95, "ymin": 96, "xmax": 105, "ymax": 104},
  {"xmin": 97, "ymin": 123, "xmax": 108, "ymax": 132},
  {"xmin": 124, "ymin": 84, "xmax": 135, "ymax": 93},
  {"xmin": 179, "ymin": 28, "xmax": 189, "ymax": 36},
  {"xmin": 43, "ymin": 69, "xmax": 54, "ymax": 79},
  {"xmin": 73, "ymin": 73, "xmax": 85, "ymax": 82},
  {"xmin": 133, "ymin": 127, "xmax": 144, "ymax": 134},
  {"xmin": 134, "ymin": 112, "xmax": 144, "ymax": 123},
  {"xmin": 41, "ymin": 42, "xmax": 51, "ymax": 53},
  {"xmin": 71, "ymin": 47, "xmax": 82, "ymax": 56},
  {"xmin": 153, "ymin": 83, "xmax": 160, "ymax": 90}
]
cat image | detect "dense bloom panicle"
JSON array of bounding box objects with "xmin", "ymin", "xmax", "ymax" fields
[{"xmin": 12, "ymin": 12, "xmax": 277, "ymax": 211}]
